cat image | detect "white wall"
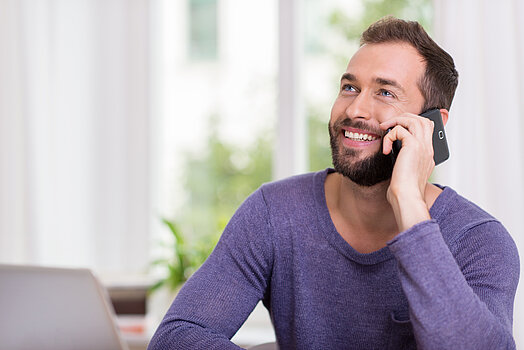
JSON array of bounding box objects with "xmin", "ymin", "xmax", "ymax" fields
[
  {"xmin": 0, "ymin": 0, "xmax": 151, "ymax": 274},
  {"xmin": 433, "ymin": 0, "xmax": 524, "ymax": 344}
]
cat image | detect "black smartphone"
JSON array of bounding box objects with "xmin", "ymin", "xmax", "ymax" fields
[{"xmin": 389, "ymin": 108, "xmax": 449, "ymax": 165}]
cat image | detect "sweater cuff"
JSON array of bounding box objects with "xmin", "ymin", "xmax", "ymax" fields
[{"xmin": 387, "ymin": 219, "xmax": 440, "ymax": 254}]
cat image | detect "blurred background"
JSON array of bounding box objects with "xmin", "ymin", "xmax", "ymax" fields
[{"xmin": 1, "ymin": 0, "xmax": 523, "ymax": 348}]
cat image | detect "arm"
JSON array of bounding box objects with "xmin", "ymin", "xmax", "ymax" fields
[
  {"xmin": 380, "ymin": 113, "xmax": 435, "ymax": 231},
  {"xmin": 381, "ymin": 113, "xmax": 519, "ymax": 348},
  {"xmin": 147, "ymin": 189, "xmax": 274, "ymax": 350},
  {"xmin": 387, "ymin": 220, "xmax": 519, "ymax": 349}
]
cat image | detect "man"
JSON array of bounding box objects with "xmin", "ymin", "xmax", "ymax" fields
[{"xmin": 148, "ymin": 17, "xmax": 519, "ymax": 349}]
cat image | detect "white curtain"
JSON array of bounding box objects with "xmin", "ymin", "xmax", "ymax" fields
[
  {"xmin": 433, "ymin": 0, "xmax": 524, "ymax": 344},
  {"xmin": 0, "ymin": 0, "xmax": 151, "ymax": 274}
]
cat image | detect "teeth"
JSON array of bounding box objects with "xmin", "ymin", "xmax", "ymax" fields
[{"xmin": 344, "ymin": 130, "xmax": 377, "ymax": 141}]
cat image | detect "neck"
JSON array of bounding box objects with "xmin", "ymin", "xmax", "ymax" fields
[
  {"xmin": 325, "ymin": 172, "xmax": 398, "ymax": 253},
  {"xmin": 327, "ymin": 172, "xmax": 398, "ymax": 235},
  {"xmin": 325, "ymin": 171, "xmax": 442, "ymax": 253}
]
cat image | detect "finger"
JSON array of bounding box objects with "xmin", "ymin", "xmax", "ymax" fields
[
  {"xmin": 382, "ymin": 125, "xmax": 412, "ymax": 155},
  {"xmin": 380, "ymin": 116, "xmax": 422, "ymax": 133},
  {"xmin": 379, "ymin": 114, "xmax": 417, "ymax": 130},
  {"xmin": 381, "ymin": 115, "xmax": 432, "ymax": 141},
  {"xmin": 414, "ymin": 117, "xmax": 434, "ymax": 154},
  {"xmin": 424, "ymin": 118, "xmax": 435, "ymax": 144}
]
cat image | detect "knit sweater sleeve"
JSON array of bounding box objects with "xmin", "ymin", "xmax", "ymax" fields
[
  {"xmin": 147, "ymin": 189, "xmax": 273, "ymax": 350},
  {"xmin": 387, "ymin": 219, "xmax": 520, "ymax": 350}
]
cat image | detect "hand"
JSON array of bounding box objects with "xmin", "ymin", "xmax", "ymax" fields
[{"xmin": 380, "ymin": 113, "xmax": 435, "ymax": 231}]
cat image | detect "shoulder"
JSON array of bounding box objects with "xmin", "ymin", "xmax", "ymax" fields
[
  {"xmin": 432, "ymin": 186, "xmax": 501, "ymax": 239},
  {"xmin": 434, "ymin": 186, "xmax": 519, "ymax": 272},
  {"xmin": 260, "ymin": 169, "xmax": 327, "ymax": 202},
  {"xmin": 260, "ymin": 170, "xmax": 324, "ymax": 196},
  {"xmin": 256, "ymin": 169, "xmax": 328, "ymax": 226},
  {"xmin": 220, "ymin": 170, "xmax": 328, "ymax": 260},
  {"xmin": 231, "ymin": 169, "xmax": 326, "ymax": 223}
]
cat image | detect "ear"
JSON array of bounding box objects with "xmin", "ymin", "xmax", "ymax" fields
[{"xmin": 439, "ymin": 108, "xmax": 449, "ymax": 126}]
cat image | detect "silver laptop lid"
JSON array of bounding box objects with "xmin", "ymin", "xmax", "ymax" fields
[{"xmin": 0, "ymin": 264, "xmax": 128, "ymax": 350}]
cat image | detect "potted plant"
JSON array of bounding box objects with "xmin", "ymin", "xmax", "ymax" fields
[{"xmin": 148, "ymin": 218, "xmax": 218, "ymax": 322}]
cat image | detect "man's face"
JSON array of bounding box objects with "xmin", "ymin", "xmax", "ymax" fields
[{"xmin": 329, "ymin": 42, "xmax": 426, "ymax": 186}]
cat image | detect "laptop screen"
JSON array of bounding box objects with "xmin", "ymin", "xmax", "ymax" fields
[{"xmin": 0, "ymin": 265, "xmax": 128, "ymax": 350}]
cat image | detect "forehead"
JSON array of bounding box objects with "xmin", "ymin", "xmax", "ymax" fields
[{"xmin": 345, "ymin": 42, "xmax": 425, "ymax": 87}]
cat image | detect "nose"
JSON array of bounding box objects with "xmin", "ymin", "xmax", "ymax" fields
[{"xmin": 345, "ymin": 91, "xmax": 373, "ymax": 120}]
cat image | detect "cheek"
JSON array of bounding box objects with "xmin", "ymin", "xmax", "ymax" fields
[
  {"xmin": 371, "ymin": 100, "xmax": 405, "ymax": 122},
  {"xmin": 330, "ymin": 97, "xmax": 346, "ymax": 120},
  {"xmin": 377, "ymin": 110, "xmax": 399, "ymax": 123}
]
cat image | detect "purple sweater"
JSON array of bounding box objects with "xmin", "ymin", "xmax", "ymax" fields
[{"xmin": 148, "ymin": 169, "xmax": 519, "ymax": 349}]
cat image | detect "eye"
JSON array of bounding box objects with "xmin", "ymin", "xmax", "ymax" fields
[
  {"xmin": 379, "ymin": 89, "xmax": 395, "ymax": 98},
  {"xmin": 341, "ymin": 84, "xmax": 357, "ymax": 93}
]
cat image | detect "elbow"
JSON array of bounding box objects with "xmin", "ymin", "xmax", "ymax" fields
[
  {"xmin": 147, "ymin": 320, "xmax": 198, "ymax": 350},
  {"xmin": 414, "ymin": 324, "xmax": 516, "ymax": 350}
]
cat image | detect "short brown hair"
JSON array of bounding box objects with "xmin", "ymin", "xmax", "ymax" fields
[{"xmin": 361, "ymin": 16, "xmax": 459, "ymax": 111}]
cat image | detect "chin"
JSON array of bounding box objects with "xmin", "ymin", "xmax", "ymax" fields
[{"xmin": 332, "ymin": 151, "xmax": 393, "ymax": 187}]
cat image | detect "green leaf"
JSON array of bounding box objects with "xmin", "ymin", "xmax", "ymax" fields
[
  {"xmin": 162, "ymin": 218, "xmax": 185, "ymax": 245},
  {"xmin": 151, "ymin": 258, "xmax": 170, "ymax": 266},
  {"xmin": 148, "ymin": 279, "xmax": 166, "ymax": 294}
]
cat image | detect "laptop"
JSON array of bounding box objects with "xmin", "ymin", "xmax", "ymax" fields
[{"xmin": 0, "ymin": 264, "xmax": 129, "ymax": 350}]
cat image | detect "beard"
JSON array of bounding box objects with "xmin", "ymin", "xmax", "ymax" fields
[{"xmin": 329, "ymin": 118, "xmax": 394, "ymax": 187}]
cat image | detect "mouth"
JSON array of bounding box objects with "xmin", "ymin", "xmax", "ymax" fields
[
  {"xmin": 344, "ymin": 130, "xmax": 379, "ymax": 141},
  {"xmin": 341, "ymin": 128, "xmax": 381, "ymax": 144}
]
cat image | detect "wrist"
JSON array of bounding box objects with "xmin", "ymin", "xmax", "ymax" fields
[{"xmin": 388, "ymin": 190, "xmax": 430, "ymax": 232}]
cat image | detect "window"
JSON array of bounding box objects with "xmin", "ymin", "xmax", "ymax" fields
[
  {"xmin": 188, "ymin": 0, "xmax": 218, "ymax": 60},
  {"xmin": 151, "ymin": 0, "xmax": 277, "ymax": 276},
  {"xmin": 304, "ymin": 0, "xmax": 432, "ymax": 171}
]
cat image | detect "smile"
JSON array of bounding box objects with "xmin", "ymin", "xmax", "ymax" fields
[{"xmin": 344, "ymin": 130, "xmax": 379, "ymax": 142}]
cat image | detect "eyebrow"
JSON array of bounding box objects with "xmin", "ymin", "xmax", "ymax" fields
[
  {"xmin": 375, "ymin": 77, "xmax": 405, "ymax": 93},
  {"xmin": 340, "ymin": 73, "xmax": 406, "ymax": 93},
  {"xmin": 340, "ymin": 73, "xmax": 356, "ymax": 82}
]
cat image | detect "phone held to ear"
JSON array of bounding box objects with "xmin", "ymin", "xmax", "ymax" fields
[{"xmin": 388, "ymin": 108, "xmax": 450, "ymax": 165}]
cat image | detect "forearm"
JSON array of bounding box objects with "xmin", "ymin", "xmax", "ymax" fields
[
  {"xmin": 388, "ymin": 221, "xmax": 516, "ymax": 349},
  {"xmin": 148, "ymin": 188, "xmax": 273, "ymax": 350},
  {"xmin": 148, "ymin": 319, "xmax": 244, "ymax": 350},
  {"xmin": 387, "ymin": 189, "xmax": 430, "ymax": 232},
  {"xmin": 147, "ymin": 264, "xmax": 261, "ymax": 350}
]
